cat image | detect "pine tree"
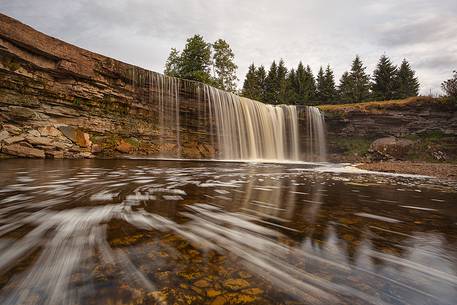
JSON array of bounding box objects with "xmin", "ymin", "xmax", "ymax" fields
[
  {"xmin": 395, "ymin": 59, "xmax": 420, "ymax": 99},
  {"xmin": 242, "ymin": 64, "xmax": 261, "ymax": 100},
  {"xmin": 164, "ymin": 48, "xmax": 181, "ymax": 77},
  {"xmin": 372, "ymin": 55, "xmax": 398, "ymax": 100},
  {"xmin": 324, "ymin": 65, "xmax": 337, "ymax": 102},
  {"xmin": 348, "ymin": 55, "xmax": 371, "ymax": 102},
  {"xmin": 304, "ymin": 65, "xmax": 316, "ymax": 104},
  {"xmin": 316, "ymin": 67, "xmax": 326, "ymax": 103},
  {"xmin": 265, "ymin": 61, "xmax": 279, "ymax": 104},
  {"xmin": 212, "ymin": 39, "xmax": 238, "ymax": 93},
  {"xmin": 256, "ymin": 65, "xmax": 267, "ymax": 102},
  {"xmin": 277, "ymin": 59, "xmax": 288, "ymax": 104},
  {"xmin": 178, "ymin": 35, "xmax": 213, "ymax": 83},
  {"xmin": 338, "ymin": 71, "xmax": 353, "ymax": 102},
  {"xmin": 286, "ymin": 68, "xmax": 298, "ymax": 104}
]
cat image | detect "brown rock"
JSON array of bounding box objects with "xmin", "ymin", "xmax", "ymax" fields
[
  {"xmin": 8, "ymin": 106, "xmax": 37, "ymax": 119},
  {"xmin": 38, "ymin": 126, "xmax": 62, "ymax": 137},
  {"xmin": 369, "ymin": 137, "xmax": 415, "ymax": 161},
  {"xmin": 0, "ymin": 130, "xmax": 10, "ymax": 142},
  {"xmin": 2, "ymin": 124, "xmax": 22, "ymax": 135},
  {"xmin": 116, "ymin": 140, "xmax": 133, "ymax": 153},
  {"xmin": 223, "ymin": 279, "xmax": 250, "ymax": 291},
  {"xmin": 26, "ymin": 136, "xmax": 53, "ymax": 146},
  {"xmin": 2, "ymin": 144, "xmax": 45, "ymax": 158},
  {"xmin": 58, "ymin": 126, "xmax": 92, "ymax": 147},
  {"xmin": 27, "ymin": 129, "xmax": 41, "ymax": 137},
  {"xmin": 4, "ymin": 136, "xmax": 25, "ymax": 145},
  {"xmin": 46, "ymin": 150, "xmax": 64, "ymax": 159}
]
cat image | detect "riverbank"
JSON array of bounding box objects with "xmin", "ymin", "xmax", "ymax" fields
[{"xmin": 355, "ymin": 161, "xmax": 457, "ymax": 180}]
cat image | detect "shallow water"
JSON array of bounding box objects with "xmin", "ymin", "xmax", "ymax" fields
[{"xmin": 0, "ymin": 159, "xmax": 456, "ymax": 305}]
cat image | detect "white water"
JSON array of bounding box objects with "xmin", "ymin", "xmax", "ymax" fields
[{"xmin": 146, "ymin": 73, "xmax": 326, "ymax": 162}]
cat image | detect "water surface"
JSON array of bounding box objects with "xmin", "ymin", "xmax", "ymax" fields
[{"xmin": 0, "ymin": 159, "xmax": 456, "ymax": 305}]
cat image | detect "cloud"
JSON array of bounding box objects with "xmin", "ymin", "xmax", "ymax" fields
[{"xmin": 1, "ymin": 0, "xmax": 456, "ymax": 94}]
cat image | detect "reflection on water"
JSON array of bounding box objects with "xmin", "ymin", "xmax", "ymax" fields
[{"xmin": 0, "ymin": 159, "xmax": 456, "ymax": 305}]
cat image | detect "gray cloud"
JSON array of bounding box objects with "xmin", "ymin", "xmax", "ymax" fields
[{"xmin": 1, "ymin": 0, "xmax": 456, "ymax": 94}]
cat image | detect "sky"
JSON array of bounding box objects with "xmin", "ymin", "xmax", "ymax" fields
[{"xmin": 1, "ymin": 0, "xmax": 456, "ymax": 95}]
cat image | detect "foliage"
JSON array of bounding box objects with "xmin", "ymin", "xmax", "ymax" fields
[
  {"xmin": 344, "ymin": 56, "xmax": 371, "ymax": 102},
  {"xmin": 396, "ymin": 59, "xmax": 420, "ymax": 99},
  {"xmin": 442, "ymin": 70, "xmax": 457, "ymax": 102},
  {"xmin": 316, "ymin": 65, "xmax": 337, "ymax": 103},
  {"xmin": 164, "ymin": 35, "xmax": 237, "ymax": 90},
  {"xmin": 242, "ymin": 64, "xmax": 266, "ymax": 101},
  {"xmin": 212, "ymin": 39, "xmax": 238, "ymax": 92},
  {"xmin": 372, "ymin": 55, "xmax": 398, "ymax": 101}
]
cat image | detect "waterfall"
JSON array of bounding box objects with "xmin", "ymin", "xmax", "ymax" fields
[
  {"xmin": 145, "ymin": 73, "xmax": 326, "ymax": 162},
  {"xmin": 304, "ymin": 106, "xmax": 327, "ymax": 162}
]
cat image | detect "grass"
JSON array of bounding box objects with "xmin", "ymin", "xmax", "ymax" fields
[{"xmin": 317, "ymin": 96, "xmax": 449, "ymax": 113}]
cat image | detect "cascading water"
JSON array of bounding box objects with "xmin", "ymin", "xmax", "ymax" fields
[
  {"xmin": 304, "ymin": 106, "xmax": 327, "ymax": 162},
  {"xmin": 143, "ymin": 72, "xmax": 326, "ymax": 162}
]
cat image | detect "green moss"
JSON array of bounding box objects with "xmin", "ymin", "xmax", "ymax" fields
[{"xmin": 331, "ymin": 137, "xmax": 372, "ymax": 157}]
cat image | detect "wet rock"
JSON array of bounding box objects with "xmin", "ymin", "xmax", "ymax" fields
[
  {"xmin": 8, "ymin": 106, "xmax": 37, "ymax": 119},
  {"xmin": 46, "ymin": 150, "xmax": 64, "ymax": 159},
  {"xmin": 242, "ymin": 288, "xmax": 263, "ymax": 295},
  {"xmin": 193, "ymin": 279, "xmax": 211, "ymax": 288},
  {"xmin": 211, "ymin": 295, "xmax": 227, "ymax": 305},
  {"xmin": 3, "ymin": 135, "xmax": 25, "ymax": 145},
  {"xmin": 116, "ymin": 140, "xmax": 133, "ymax": 153},
  {"xmin": 207, "ymin": 289, "xmax": 222, "ymax": 298},
  {"xmin": 223, "ymin": 278, "xmax": 250, "ymax": 291},
  {"xmin": 2, "ymin": 144, "xmax": 45, "ymax": 158},
  {"xmin": 368, "ymin": 137, "xmax": 415, "ymax": 161},
  {"xmin": 38, "ymin": 126, "xmax": 62, "ymax": 137}
]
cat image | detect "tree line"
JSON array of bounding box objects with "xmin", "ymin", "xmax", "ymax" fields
[
  {"xmin": 164, "ymin": 35, "xmax": 238, "ymax": 93},
  {"xmin": 242, "ymin": 55, "xmax": 420, "ymax": 105}
]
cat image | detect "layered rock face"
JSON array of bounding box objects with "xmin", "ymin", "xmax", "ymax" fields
[
  {"xmin": 0, "ymin": 13, "xmax": 213, "ymax": 159},
  {"xmin": 321, "ymin": 98, "xmax": 457, "ymax": 162}
]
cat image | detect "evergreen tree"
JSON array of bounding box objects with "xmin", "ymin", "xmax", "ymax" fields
[
  {"xmin": 212, "ymin": 39, "xmax": 238, "ymax": 93},
  {"xmin": 303, "ymin": 65, "xmax": 316, "ymax": 104},
  {"xmin": 372, "ymin": 55, "xmax": 398, "ymax": 100},
  {"xmin": 265, "ymin": 61, "xmax": 279, "ymax": 104},
  {"xmin": 338, "ymin": 71, "xmax": 353, "ymax": 102},
  {"xmin": 316, "ymin": 67, "xmax": 326, "ymax": 103},
  {"xmin": 286, "ymin": 68, "xmax": 298, "ymax": 104},
  {"xmin": 316, "ymin": 65, "xmax": 337, "ymax": 103},
  {"xmin": 164, "ymin": 48, "xmax": 181, "ymax": 77},
  {"xmin": 177, "ymin": 35, "xmax": 213, "ymax": 83},
  {"xmin": 348, "ymin": 55, "xmax": 371, "ymax": 102},
  {"xmin": 256, "ymin": 65, "xmax": 267, "ymax": 102},
  {"xmin": 277, "ymin": 59, "xmax": 289, "ymax": 104},
  {"xmin": 395, "ymin": 59, "xmax": 420, "ymax": 98},
  {"xmin": 242, "ymin": 64, "xmax": 261, "ymax": 100},
  {"xmin": 294, "ymin": 63, "xmax": 316, "ymax": 105}
]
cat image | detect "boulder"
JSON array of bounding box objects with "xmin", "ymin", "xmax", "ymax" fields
[
  {"xmin": 58, "ymin": 126, "xmax": 92, "ymax": 147},
  {"xmin": 0, "ymin": 130, "xmax": 10, "ymax": 142},
  {"xmin": 91, "ymin": 144, "xmax": 102, "ymax": 154},
  {"xmin": 2, "ymin": 144, "xmax": 45, "ymax": 158},
  {"xmin": 46, "ymin": 150, "xmax": 64, "ymax": 159},
  {"xmin": 27, "ymin": 129, "xmax": 41, "ymax": 137},
  {"xmin": 369, "ymin": 137, "xmax": 415, "ymax": 161},
  {"xmin": 116, "ymin": 140, "xmax": 133, "ymax": 154}
]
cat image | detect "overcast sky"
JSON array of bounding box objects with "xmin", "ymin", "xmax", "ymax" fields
[{"xmin": 1, "ymin": 0, "xmax": 456, "ymax": 94}]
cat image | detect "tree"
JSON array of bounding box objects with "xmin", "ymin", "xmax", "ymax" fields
[
  {"xmin": 286, "ymin": 68, "xmax": 298, "ymax": 104},
  {"xmin": 256, "ymin": 65, "xmax": 267, "ymax": 102},
  {"xmin": 372, "ymin": 55, "xmax": 398, "ymax": 100},
  {"xmin": 277, "ymin": 59, "xmax": 288, "ymax": 104},
  {"xmin": 212, "ymin": 39, "xmax": 238, "ymax": 92},
  {"xmin": 338, "ymin": 71, "xmax": 353, "ymax": 102},
  {"xmin": 442, "ymin": 70, "xmax": 457, "ymax": 102},
  {"xmin": 179, "ymin": 35, "xmax": 213, "ymax": 83},
  {"xmin": 295, "ymin": 63, "xmax": 316, "ymax": 105},
  {"xmin": 348, "ymin": 55, "xmax": 371, "ymax": 102},
  {"xmin": 265, "ymin": 61, "xmax": 279, "ymax": 104},
  {"xmin": 316, "ymin": 66, "xmax": 337, "ymax": 103},
  {"xmin": 396, "ymin": 59, "xmax": 420, "ymax": 98},
  {"xmin": 164, "ymin": 48, "xmax": 181, "ymax": 77},
  {"xmin": 242, "ymin": 64, "xmax": 259, "ymax": 100}
]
